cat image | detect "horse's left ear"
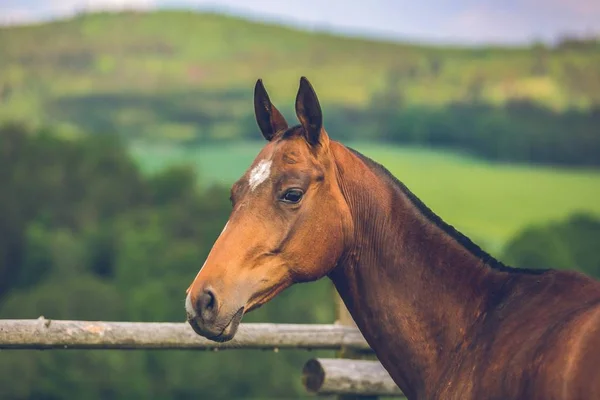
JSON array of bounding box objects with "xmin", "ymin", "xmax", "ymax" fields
[
  {"xmin": 295, "ymin": 76, "xmax": 324, "ymax": 146},
  {"xmin": 254, "ymin": 79, "xmax": 289, "ymax": 141}
]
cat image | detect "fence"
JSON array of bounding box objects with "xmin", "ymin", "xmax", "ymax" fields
[
  {"xmin": 0, "ymin": 318, "xmax": 403, "ymax": 398},
  {"xmin": 0, "ymin": 295, "xmax": 405, "ymax": 398}
]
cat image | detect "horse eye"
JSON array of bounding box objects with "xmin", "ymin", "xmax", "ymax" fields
[{"xmin": 281, "ymin": 189, "xmax": 304, "ymax": 204}]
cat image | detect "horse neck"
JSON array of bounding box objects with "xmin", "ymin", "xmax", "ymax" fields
[{"xmin": 328, "ymin": 142, "xmax": 501, "ymax": 398}]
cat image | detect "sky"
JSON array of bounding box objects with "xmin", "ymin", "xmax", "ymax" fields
[{"xmin": 1, "ymin": 0, "xmax": 599, "ymax": 45}]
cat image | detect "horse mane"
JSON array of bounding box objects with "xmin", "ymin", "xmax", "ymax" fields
[{"xmin": 345, "ymin": 146, "xmax": 549, "ymax": 276}]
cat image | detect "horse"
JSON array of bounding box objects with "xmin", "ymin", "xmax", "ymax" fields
[{"xmin": 185, "ymin": 77, "xmax": 600, "ymax": 400}]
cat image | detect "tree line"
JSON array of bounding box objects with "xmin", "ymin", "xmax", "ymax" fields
[{"xmin": 48, "ymin": 89, "xmax": 600, "ymax": 167}]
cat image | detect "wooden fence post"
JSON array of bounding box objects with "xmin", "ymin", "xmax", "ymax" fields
[{"xmin": 334, "ymin": 287, "xmax": 379, "ymax": 400}]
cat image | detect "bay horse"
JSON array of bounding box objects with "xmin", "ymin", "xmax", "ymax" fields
[{"xmin": 185, "ymin": 77, "xmax": 600, "ymax": 399}]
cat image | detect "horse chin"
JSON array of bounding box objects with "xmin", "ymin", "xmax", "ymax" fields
[
  {"xmin": 188, "ymin": 307, "xmax": 244, "ymax": 343},
  {"xmin": 209, "ymin": 309, "xmax": 243, "ymax": 342}
]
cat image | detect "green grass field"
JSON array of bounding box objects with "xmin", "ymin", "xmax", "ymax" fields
[{"xmin": 130, "ymin": 141, "xmax": 600, "ymax": 257}]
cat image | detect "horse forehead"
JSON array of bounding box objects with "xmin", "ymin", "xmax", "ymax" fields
[
  {"xmin": 248, "ymin": 141, "xmax": 306, "ymax": 171},
  {"xmin": 248, "ymin": 158, "xmax": 273, "ymax": 191},
  {"xmin": 241, "ymin": 140, "xmax": 312, "ymax": 190}
]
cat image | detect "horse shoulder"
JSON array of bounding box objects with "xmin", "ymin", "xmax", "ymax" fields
[
  {"xmin": 557, "ymin": 302, "xmax": 600, "ymax": 400},
  {"xmin": 446, "ymin": 271, "xmax": 600, "ymax": 400}
]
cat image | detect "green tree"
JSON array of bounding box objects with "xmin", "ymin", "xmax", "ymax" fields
[
  {"xmin": 502, "ymin": 213, "xmax": 600, "ymax": 279},
  {"xmin": 0, "ymin": 123, "xmax": 336, "ymax": 399}
]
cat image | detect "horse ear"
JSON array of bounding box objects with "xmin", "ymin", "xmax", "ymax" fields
[
  {"xmin": 254, "ymin": 79, "xmax": 288, "ymax": 141},
  {"xmin": 295, "ymin": 76, "xmax": 323, "ymax": 146}
]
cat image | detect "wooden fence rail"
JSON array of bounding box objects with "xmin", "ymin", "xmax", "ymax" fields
[
  {"xmin": 0, "ymin": 318, "xmax": 405, "ymax": 398},
  {"xmin": 0, "ymin": 317, "xmax": 372, "ymax": 351},
  {"xmin": 303, "ymin": 358, "xmax": 404, "ymax": 398}
]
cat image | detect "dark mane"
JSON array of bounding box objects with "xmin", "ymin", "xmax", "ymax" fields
[{"xmin": 346, "ymin": 146, "xmax": 549, "ymax": 276}]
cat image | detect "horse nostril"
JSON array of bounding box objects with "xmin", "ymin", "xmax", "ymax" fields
[
  {"xmin": 203, "ymin": 290, "xmax": 215, "ymax": 311},
  {"xmin": 197, "ymin": 288, "xmax": 217, "ymax": 322}
]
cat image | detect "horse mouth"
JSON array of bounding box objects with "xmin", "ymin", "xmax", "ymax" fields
[{"xmin": 188, "ymin": 307, "xmax": 244, "ymax": 343}]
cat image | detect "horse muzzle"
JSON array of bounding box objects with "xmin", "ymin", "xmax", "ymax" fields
[{"xmin": 185, "ymin": 287, "xmax": 244, "ymax": 342}]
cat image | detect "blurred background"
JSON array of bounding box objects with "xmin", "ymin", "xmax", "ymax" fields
[{"xmin": 1, "ymin": 1, "xmax": 599, "ymax": 399}]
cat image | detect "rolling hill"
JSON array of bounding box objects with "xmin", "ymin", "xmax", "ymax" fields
[{"xmin": 0, "ymin": 10, "xmax": 599, "ymax": 153}]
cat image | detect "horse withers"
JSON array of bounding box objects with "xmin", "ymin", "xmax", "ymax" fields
[{"xmin": 185, "ymin": 77, "xmax": 600, "ymax": 400}]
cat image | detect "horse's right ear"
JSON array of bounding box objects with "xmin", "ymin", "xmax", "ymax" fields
[{"xmin": 254, "ymin": 79, "xmax": 289, "ymax": 141}]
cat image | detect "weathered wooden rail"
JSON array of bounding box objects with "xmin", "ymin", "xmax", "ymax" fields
[
  {"xmin": 0, "ymin": 318, "xmax": 404, "ymax": 398},
  {"xmin": 303, "ymin": 358, "xmax": 403, "ymax": 397},
  {"xmin": 0, "ymin": 317, "xmax": 370, "ymax": 351}
]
